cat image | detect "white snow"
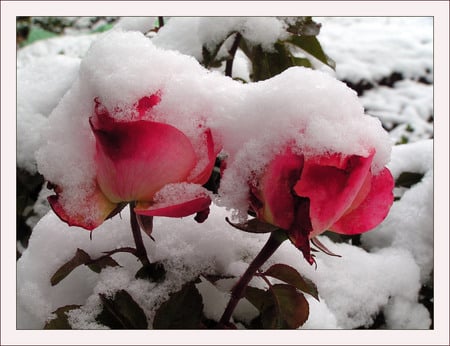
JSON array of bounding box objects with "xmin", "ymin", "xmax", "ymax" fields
[
  {"xmin": 15, "ymin": 17, "xmax": 435, "ymax": 332},
  {"xmin": 114, "ymin": 17, "xmax": 157, "ymax": 33},
  {"xmin": 362, "ymin": 140, "xmax": 434, "ymax": 283},
  {"xmin": 316, "ymin": 17, "xmax": 433, "ymax": 84},
  {"xmin": 35, "ymin": 30, "xmax": 391, "ymax": 226},
  {"xmin": 215, "ymin": 67, "xmax": 392, "ymax": 219},
  {"xmin": 34, "ymin": 31, "xmax": 214, "ymax": 221},
  {"xmin": 17, "ymin": 55, "xmax": 81, "ymax": 173},
  {"xmin": 151, "ymin": 183, "xmax": 211, "ymax": 208},
  {"xmin": 17, "ymin": 34, "xmax": 97, "ymax": 69},
  {"xmin": 17, "ymin": 203, "xmax": 431, "ymax": 329},
  {"xmin": 152, "ymin": 17, "xmax": 289, "ymax": 61},
  {"xmin": 360, "ymin": 80, "xmax": 433, "ymax": 143}
]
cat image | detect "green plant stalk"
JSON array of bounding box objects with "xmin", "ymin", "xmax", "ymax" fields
[
  {"xmin": 129, "ymin": 202, "xmax": 151, "ymax": 267},
  {"xmin": 219, "ymin": 229, "xmax": 288, "ymax": 326}
]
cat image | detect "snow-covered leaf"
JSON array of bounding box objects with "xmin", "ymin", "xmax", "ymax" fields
[
  {"xmin": 96, "ymin": 290, "xmax": 148, "ymax": 329},
  {"xmin": 44, "ymin": 305, "xmax": 81, "ymax": 329},
  {"xmin": 287, "ymin": 35, "xmax": 335, "ymax": 69}
]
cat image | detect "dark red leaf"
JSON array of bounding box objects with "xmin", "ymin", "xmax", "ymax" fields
[
  {"xmin": 51, "ymin": 248, "xmax": 91, "ymax": 286},
  {"xmin": 263, "ymin": 263, "xmax": 319, "ymax": 301},
  {"xmin": 267, "ymin": 284, "xmax": 309, "ymax": 328},
  {"xmin": 225, "ymin": 217, "xmax": 279, "ymax": 233}
]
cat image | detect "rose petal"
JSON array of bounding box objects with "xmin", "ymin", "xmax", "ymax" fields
[
  {"xmin": 294, "ymin": 152, "xmax": 374, "ymax": 235},
  {"xmin": 188, "ymin": 129, "xmax": 220, "ymax": 185},
  {"xmin": 90, "ymin": 111, "xmax": 197, "ymax": 203},
  {"xmin": 258, "ymin": 151, "xmax": 304, "ymax": 230},
  {"xmin": 136, "ymin": 94, "xmax": 160, "ymax": 118},
  {"xmin": 330, "ymin": 167, "xmax": 394, "ymax": 234},
  {"xmin": 48, "ymin": 184, "xmax": 118, "ymax": 231},
  {"xmin": 134, "ymin": 183, "xmax": 212, "ymax": 219},
  {"xmin": 135, "ymin": 195, "xmax": 212, "ymax": 218}
]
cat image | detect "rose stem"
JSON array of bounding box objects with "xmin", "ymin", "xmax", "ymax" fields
[
  {"xmin": 219, "ymin": 229, "xmax": 287, "ymax": 326},
  {"xmin": 225, "ymin": 32, "xmax": 242, "ymax": 77},
  {"xmin": 158, "ymin": 17, "xmax": 164, "ymax": 28},
  {"xmin": 129, "ymin": 202, "xmax": 151, "ymax": 267}
]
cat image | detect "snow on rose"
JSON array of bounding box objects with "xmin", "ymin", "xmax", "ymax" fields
[
  {"xmin": 32, "ymin": 30, "xmax": 395, "ymax": 329},
  {"xmin": 48, "ymin": 94, "xmax": 218, "ymax": 230},
  {"xmin": 247, "ymin": 148, "xmax": 394, "ymax": 264}
]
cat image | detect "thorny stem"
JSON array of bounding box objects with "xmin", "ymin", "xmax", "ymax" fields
[
  {"xmin": 129, "ymin": 202, "xmax": 151, "ymax": 267},
  {"xmin": 225, "ymin": 32, "xmax": 242, "ymax": 77},
  {"xmin": 218, "ymin": 229, "xmax": 287, "ymax": 326}
]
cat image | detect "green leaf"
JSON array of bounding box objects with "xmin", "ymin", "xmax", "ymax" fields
[
  {"xmin": 225, "ymin": 217, "xmax": 280, "ymax": 233},
  {"xmin": 51, "ymin": 249, "xmax": 91, "ymax": 286},
  {"xmin": 263, "ymin": 263, "xmax": 319, "ymax": 301},
  {"xmin": 91, "ymin": 23, "xmax": 113, "ymax": 33},
  {"xmin": 23, "ymin": 27, "xmax": 58, "ymax": 46},
  {"xmin": 291, "ymin": 56, "xmax": 313, "ymax": 68},
  {"xmin": 96, "ymin": 290, "xmax": 148, "ymax": 329},
  {"xmin": 288, "ymin": 35, "xmax": 335, "ymax": 69},
  {"xmin": 284, "ymin": 17, "xmax": 321, "ymax": 36},
  {"xmin": 248, "ymin": 42, "xmax": 295, "ymax": 82},
  {"xmin": 395, "ymin": 171, "xmax": 424, "ymax": 188},
  {"xmin": 153, "ymin": 281, "xmax": 204, "ymax": 329},
  {"xmin": 44, "ymin": 305, "xmax": 81, "ymax": 329}
]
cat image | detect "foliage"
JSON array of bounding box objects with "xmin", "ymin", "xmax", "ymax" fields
[
  {"xmin": 16, "ymin": 16, "xmax": 118, "ymax": 47},
  {"xmin": 16, "ymin": 16, "xmax": 431, "ymax": 331},
  {"xmin": 201, "ymin": 17, "xmax": 334, "ymax": 82}
]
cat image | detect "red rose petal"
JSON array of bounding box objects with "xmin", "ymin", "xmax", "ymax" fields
[
  {"xmin": 136, "ymin": 94, "xmax": 160, "ymax": 118},
  {"xmin": 135, "ymin": 195, "xmax": 212, "ymax": 218},
  {"xmin": 330, "ymin": 167, "xmax": 394, "ymax": 234},
  {"xmin": 48, "ymin": 185, "xmax": 118, "ymax": 231},
  {"xmin": 294, "ymin": 152, "xmax": 374, "ymax": 235},
  {"xmin": 258, "ymin": 151, "xmax": 304, "ymax": 230},
  {"xmin": 90, "ymin": 112, "xmax": 197, "ymax": 203},
  {"xmin": 188, "ymin": 129, "xmax": 221, "ymax": 185}
]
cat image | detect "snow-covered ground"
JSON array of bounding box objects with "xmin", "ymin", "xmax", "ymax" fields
[{"xmin": 13, "ymin": 16, "xmax": 437, "ymax": 335}]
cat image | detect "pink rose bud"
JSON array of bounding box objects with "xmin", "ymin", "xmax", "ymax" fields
[
  {"xmin": 48, "ymin": 95, "xmax": 221, "ymax": 230},
  {"xmin": 249, "ymin": 149, "xmax": 394, "ymax": 263}
]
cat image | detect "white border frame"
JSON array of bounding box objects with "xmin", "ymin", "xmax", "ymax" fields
[{"xmin": 2, "ymin": 1, "xmax": 449, "ymax": 345}]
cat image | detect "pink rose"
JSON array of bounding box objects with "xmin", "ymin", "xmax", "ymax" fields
[
  {"xmin": 48, "ymin": 94, "xmax": 220, "ymax": 230},
  {"xmin": 249, "ymin": 149, "xmax": 394, "ymax": 263}
]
